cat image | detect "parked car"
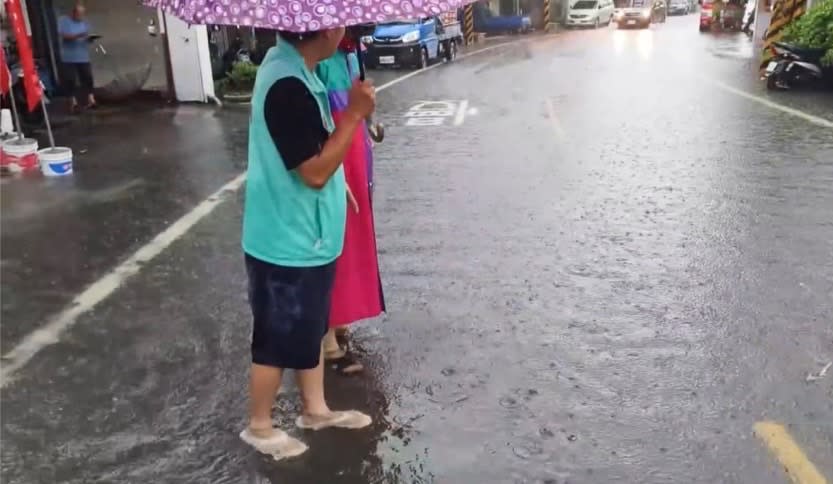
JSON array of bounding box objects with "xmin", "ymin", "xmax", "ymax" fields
[
  {"xmin": 364, "ymin": 15, "xmax": 462, "ymax": 69},
  {"xmin": 566, "ymin": 0, "xmax": 616, "ymax": 27},
  {"xmin": 668, "ymin": 0, "xmax": 691, "ymax": 14},
  {"xmin": 614, "ymin": 0, "xmax": 666, "ymax": 27},
  {"xmin": 472, "ymin": 2, "xmax": 532, "ymax": 34}
]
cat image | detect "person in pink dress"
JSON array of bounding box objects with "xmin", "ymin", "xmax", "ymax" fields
[{"xmin": 316, "ymin": 35, "xmax": 385, "ymax": 374}]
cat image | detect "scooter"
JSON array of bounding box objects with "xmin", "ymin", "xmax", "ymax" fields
[{"xmin": 764, "ymin": 41, "xmax": 830, "ymax": 90}]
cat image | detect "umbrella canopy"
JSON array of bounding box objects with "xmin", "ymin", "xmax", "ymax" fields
[{"xmin": 144, "ymin": 0, "xmax": 469, "ymax": 32}]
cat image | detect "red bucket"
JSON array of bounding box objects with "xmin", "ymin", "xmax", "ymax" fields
[{"xmin": 1, "ymin": 138, "xmax": 40, "ymax": 173}]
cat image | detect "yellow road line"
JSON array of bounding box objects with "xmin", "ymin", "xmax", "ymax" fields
[{"xmin": 754, "ymin": 421, "xmax": 829, "ymax": 484}]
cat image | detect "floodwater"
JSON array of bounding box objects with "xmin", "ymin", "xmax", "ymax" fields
[{"xmin": 2, "ymin": 15, "xmax": 832, "ymax": 484}]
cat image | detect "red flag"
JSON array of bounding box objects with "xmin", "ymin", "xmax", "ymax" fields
[
  {"xmin": 5, "ymin": 0, "xmax": 42, "ymax": 112},
  {"xmin": 0, "ymin": 48, "xmax": 11, "ymax": 95}
]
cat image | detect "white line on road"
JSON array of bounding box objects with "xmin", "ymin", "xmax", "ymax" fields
[
  {"xmin": 0, "ymin": 173, "xmax": 247, "ymax": 388},
  {"xmin": 544, "ymin": 97, "xmax": 566, "ymax": 138},
  {"xmin": 705, "ymin": 78, "xmax": 833, "ymax": 129},
  {"xmin": 454, "ymin": 99, "xmax": 470, "ymax": 126},
  {"xmin": 0, "ymin": 36, "xmax": 541, "ymax": 388},
  {"xmin": 374, "ymin": 39, "xmax": 534, "ymax": 91}
]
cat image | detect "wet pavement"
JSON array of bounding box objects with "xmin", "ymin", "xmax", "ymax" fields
[{"xmin": 2, "ymin": 16, "xmax": 833, "ymax": 484}]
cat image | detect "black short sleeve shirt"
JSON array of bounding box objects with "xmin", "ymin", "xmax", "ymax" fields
[{"xmin": 263, "ymin": 77, "xmax": 329, "ymax": 171}]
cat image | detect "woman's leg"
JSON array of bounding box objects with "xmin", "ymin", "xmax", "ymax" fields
[
  {"xmin": 248, "ymin": 363, "xmax": 283, "ymax": 433},
  {"xmin": 296, "ymin": 348, "xmax": 330, "ymax": 417},
  {"xmin": 323, "ymin": 328, "xmax": 344, "ymax": 360},
  {"xmin": 240, "ymin": 256, "xmax": 308, "ymax": 459},
  {"xmin": 295, "ymin": 346, "xmax": 369, "ymax": 428}
]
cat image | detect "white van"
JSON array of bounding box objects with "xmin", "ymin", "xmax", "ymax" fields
[{"xmin": 567, "ymin": 0, "xmax": 615, "ymax": 28}]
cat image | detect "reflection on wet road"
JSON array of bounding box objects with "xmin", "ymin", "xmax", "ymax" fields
[{"xmin": 2, "ymin": 15, "xmax": 832, "ymax": 484}]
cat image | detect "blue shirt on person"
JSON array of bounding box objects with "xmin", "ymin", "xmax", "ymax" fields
[{"xmin": 58, "ymin": 16, "xmax": 91, "ymax": 64}]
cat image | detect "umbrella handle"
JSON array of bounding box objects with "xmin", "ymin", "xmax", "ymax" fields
[
  {"xmin": 355, "ymin": 43, "xmax": 366, "ymax": 81},
  {"xmin": 368, "ymin": 121, "xmax": 385, "ymax": 143}
]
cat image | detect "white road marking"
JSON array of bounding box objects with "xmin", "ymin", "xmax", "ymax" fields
[
  {"xmin": 454, "ymin": 100, "xmax": 470, "ymax": 126},
  {"xmin": 705, "ymin": 78, "xmax": 833, "ymax": 129},
  {"xmin": 544, "ymin": 97, "xmax": 566, "ymax": 138},
  {"xmin": 375, "ymin": 39, "xmax": 533, "ymax": 91},
  {"xmin": 0, "ymin": 36, "xmax": 539, "ymax": 388},
  {"xmin": 0, "ymin": 173, "xmax": 247, "ymax": 388}
]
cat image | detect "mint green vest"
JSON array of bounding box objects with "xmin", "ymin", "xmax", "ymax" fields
[{"xmin": 242, "ymin": 43, "xmax": 346, "ymax": 267}]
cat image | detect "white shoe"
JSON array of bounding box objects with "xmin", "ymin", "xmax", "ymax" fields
[
  {"xmin": 296, "ymin": 410, "xmax": 372, "ymax": 431},
  {"xmin": 239, "ymin": 428, "xmax": 308, "ymax": 461}
]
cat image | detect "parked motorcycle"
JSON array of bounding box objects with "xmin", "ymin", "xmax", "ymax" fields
[{"xmin": 764, "ymin": 41, "xmax": 832, "ymax": 91}]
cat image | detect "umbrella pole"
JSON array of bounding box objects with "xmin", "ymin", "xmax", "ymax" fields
[
  {"xmin": 354, "ymin": 43, "xmax": 384, "ymax": 143},
  {"xmin": 355, "ymin": 44, "xmax": 366, "ymax": 81},
  {"xmin": 40, "ymin": 97, "xmax": 56, "ymax": 148}
]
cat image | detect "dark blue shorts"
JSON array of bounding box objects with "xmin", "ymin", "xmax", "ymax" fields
[{"xmin": 245, "ymin": 254, "xmax": 336, "ymax": 370}]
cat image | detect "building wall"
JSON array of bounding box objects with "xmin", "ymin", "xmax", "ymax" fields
[{"xmin": 51, "ymin": 0, "xmax": 167, "ymax": 90}]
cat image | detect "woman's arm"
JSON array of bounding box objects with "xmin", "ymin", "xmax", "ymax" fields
[
  {"xmin": 264, "ymin": 78, "xmax": 376, "ymax": 190},
  {"xmin": 295, "ymin": 113, "xmax": 363, "ymax": 189}
]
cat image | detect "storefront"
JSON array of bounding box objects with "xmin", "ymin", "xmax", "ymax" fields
[
  {"xmin": 5, "ymin": 0, "xmax": 225, "ymax": 103},
  {"xmin": 29, "ymin": 0, "xmax": 169, "ymax": 97}
]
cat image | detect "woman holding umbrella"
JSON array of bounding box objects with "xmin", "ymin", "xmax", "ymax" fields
[
  {"xmin": 240, "ymin": 26, "xmax": 376, "ymax": 459},
  {"xmin": 144, "ymin": 0, "xmax": 473, "ymax": 463},
  {"xmin": 317, "ymin": 29, "xmax": 386, "ymax": 375}
]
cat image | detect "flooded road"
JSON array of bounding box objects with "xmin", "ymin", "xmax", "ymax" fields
[{"xmin": 2, "ymin": 15, "xmax": 833, "ymax": 484}]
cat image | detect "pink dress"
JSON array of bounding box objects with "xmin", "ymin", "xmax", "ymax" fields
[{"xmin": 317, "ymin": 51, "xmax": 385, "ymax": 327}]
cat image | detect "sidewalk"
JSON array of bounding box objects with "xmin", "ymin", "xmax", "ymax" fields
[{"xmin": 0, "ymin": 103, "xmax": 248, "ymax": 354}]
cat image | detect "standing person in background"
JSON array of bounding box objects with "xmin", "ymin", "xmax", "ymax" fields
[
  {"xmin": 316, "ymin": 31, "xmax": 386, "ymax": 375},
  {"xmin": 58, "ymin": 3, "xmax": 97, "ymax": 112},
  {"xmin": 240, "ymin": 28, "xmax": 377, "ymax": 460}
]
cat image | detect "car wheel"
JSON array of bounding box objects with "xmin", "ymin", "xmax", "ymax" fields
[
  {"xmin": 418, "ymin": 48, "xmax": 428, "ymax": 69},
  {"xmin": 594, "ymin": 17, "xmax": 600, "ymax": 28}
]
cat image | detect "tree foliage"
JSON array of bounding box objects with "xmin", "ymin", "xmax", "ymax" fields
[
  {"xmin": 227, "ymin": 62, "xmax": 259, "ymax": 92},
  {"xmin": 782, "ymin": 0, "xmax": 833, "ymax": 66}
]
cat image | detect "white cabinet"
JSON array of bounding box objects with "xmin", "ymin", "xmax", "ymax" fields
[{"xmin": 163, "ymin": 12, "xmax": 216, "ymax": 103}]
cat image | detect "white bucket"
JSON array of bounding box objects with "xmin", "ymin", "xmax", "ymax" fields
[
  {"xmin": 1, "ymin": 138, "xmax": 39, "ymax": 173},
  {"xmin": 38, "ymin": 147, "xmax": 74, "ymax": 176}
]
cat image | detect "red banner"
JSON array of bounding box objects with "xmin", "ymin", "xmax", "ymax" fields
[
  {"xmin": 5, "ymin": 0, "xmax": 42, "ymax": 112},
  {"xmin": 0, "ymin": 48, "xmax": 10, "ymax": 95}
]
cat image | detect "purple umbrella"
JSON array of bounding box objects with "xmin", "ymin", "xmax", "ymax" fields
[{"xmin": 144, "ymin": 0, "xmax": 467, "ymax": 32}]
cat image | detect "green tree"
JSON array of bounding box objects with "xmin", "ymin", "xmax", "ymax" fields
[{"xmin": 782, "ymin": 0, "xmax": 833, "ymax": 66}]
